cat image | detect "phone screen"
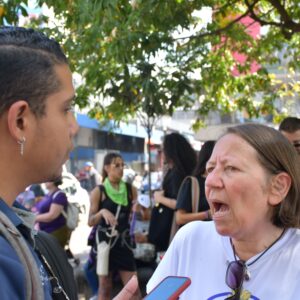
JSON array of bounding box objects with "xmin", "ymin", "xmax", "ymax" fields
[{"xmin": 145, "ymin": 276, "xmax": 191, "ymax": 300}]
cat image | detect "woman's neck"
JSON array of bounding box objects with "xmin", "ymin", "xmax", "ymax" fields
[
  {"xmin": 107, "ymin": 177, "xmax": 120, "ymax": 189},
  {"xmin": 231, "ymin": 226, "xmax": 285, "ymax": 261},
  {"xmin": 48, "ymin": 186, "xmax": 58, "ymax": 194}
]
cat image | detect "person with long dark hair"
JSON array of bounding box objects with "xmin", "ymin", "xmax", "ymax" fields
[{"xmin": 148, "ymin": 132, "xmax": 197, "ymax": 252}]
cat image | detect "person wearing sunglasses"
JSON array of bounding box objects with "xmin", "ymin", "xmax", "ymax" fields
[
  {"xmin": 279, "ymin": 116, "xmax": 300, "ymax": 155},
  {"xmin": 146, "ymin": 123, "xmax": 300, "ymax": 299},
  {"xmin": 88, "ymin": 152, "xmax": 141, "ymax": 300}
]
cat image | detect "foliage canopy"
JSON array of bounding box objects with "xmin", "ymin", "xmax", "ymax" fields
[{"xmin": 1, "ymin": 0, "xmax": 300, "ymax": 128}]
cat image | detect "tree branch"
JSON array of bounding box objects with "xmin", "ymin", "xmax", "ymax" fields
[
  {"xmin": 244, "ymin": 0, "xmax": 281, "ymax": 27},
  {"xmin": 268, "ymin": 0, "xmax": 300, "ymax": 32},
  {"xmin": 174, "ymin": 5, "xmax": 254, "ymax": 42},
  {"xmin": 244, "ymin": 0, "xmax": 300, "ymax": 38},
  {"xmin": 267, "ymin": 0, "xmax": 292, "ymax": 23}
]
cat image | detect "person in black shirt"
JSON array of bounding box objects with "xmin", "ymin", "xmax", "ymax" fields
[
  {"xmin": 176, "ymin": 140, "xmax": 215, "ymax": 226},
  {"xmin": 148, "ymin": 133, "xmax": 197, "ymax": 252}
]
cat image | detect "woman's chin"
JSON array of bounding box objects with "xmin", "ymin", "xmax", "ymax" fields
[{"xmin": 213, "ymin": 222, "xmax": 232, "ymax": 237}]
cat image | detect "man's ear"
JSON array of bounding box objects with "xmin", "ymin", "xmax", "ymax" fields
[
  {"xmin": 269, "ymin": 172, "xmax": 292, "ymax": 206},
  {"xmin": 7, "ymin": 101, "xmax": 30, "ymax": 140}
]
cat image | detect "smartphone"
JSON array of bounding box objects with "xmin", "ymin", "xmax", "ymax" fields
[{"xmin": 145, "ymin": 276, "xmax": 191, "ymax": 300}]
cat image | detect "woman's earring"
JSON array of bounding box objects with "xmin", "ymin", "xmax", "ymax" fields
[{"xmin": 17, "ymin": 136, "xmax": 26, "ymax": 156}]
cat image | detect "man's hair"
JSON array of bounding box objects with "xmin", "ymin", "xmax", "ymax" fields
[
  {"xmin": 0, "ymin": 26, "xmax": 68, "ymax": 117},
  {"xmin": 279, "ymin": 117, "xmax": 300, "ymax": 133},
  {"xmin": 226, "ymin": 123, "xmax": 300, "ymax": 228}
]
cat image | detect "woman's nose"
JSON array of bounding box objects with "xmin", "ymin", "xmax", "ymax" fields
[{"xmin": 205, "ymin": 168, "xmax": 223, "ymax": 189}]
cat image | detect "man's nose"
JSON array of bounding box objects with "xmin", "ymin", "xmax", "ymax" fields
[{"xmin": 70, "ymin": 114, "xmax": 79, "ymax": 136}]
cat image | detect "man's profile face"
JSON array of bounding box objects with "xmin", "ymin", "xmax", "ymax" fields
[
  {"xmin": 281, "ymin": 129, "xmax": 300, "ymax": 155},
  {"xmin": 29, "ymin": 64, "xmax": 78, "ymax": 181}
]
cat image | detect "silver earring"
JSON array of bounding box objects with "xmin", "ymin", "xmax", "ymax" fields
[{"xmin": 17, "ymin": 136, "xmax": 26, "ymax": 156}]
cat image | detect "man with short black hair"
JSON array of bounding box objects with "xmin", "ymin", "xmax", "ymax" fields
[
  {"xmin": 0, "ymin": 26, "xmax": 137, "ymax": 300},
  {"xmin": 0, "ymin": 25, "xmax": 77, "ymax": 300},
  {"xmin": 279, "ymin": 116, "xmax": 300, "ymax": 154}
]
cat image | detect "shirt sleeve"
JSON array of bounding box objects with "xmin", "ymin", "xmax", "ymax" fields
[
  {"xmin": 176, "ymin": 178, "xmax": 192, "ymax": 212},
  {"xmin": 52, "ymin": 191, "xmax": 68, "ymax": 207}
]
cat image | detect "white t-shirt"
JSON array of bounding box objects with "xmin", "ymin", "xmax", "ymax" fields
[{"xmin": 147, "ymin": 221, "xmax": 300, "ymax": 299}]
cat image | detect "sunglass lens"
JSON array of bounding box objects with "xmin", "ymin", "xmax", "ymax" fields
[{"xmin": 226, "ymin": 261, "xmax": 245, "ymax": 289}]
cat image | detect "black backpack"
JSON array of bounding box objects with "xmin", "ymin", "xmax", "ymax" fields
[{"xmin": 35, "ymin": 230, "xmax": 78, "ymax": 300}]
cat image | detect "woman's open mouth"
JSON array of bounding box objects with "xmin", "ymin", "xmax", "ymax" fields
[{"xmin": 211, "ymin": 201, "xmax": 230, "ymax": 217}]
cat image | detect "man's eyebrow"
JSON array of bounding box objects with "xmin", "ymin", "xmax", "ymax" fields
[{"xmin": 64, "ymin": 95, "xmax": 76, "ymax": 103}]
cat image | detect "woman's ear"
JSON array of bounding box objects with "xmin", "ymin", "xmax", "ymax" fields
[
  {"xmin": 7, "ymin": 100, "xmax": 30, "ymax": 140},
  {"xmin": 269, "ymin": 172, "xmax": 292, "ymax": 206}
]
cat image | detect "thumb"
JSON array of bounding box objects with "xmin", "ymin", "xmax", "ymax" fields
[{"xmin": 113, "ymin": 275, "xmax": 139, "ymax": 300}]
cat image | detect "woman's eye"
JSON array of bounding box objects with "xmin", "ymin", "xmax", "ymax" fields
[
  {"xmin": 206, "ymin": 167, "xmax": 214, "ymax": 174},
  {"xmin": 225, "ymin": 166, "xmax": 236, "ymax": 172}
]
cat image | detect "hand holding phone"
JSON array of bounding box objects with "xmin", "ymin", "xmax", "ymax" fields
[{"xmin": 145, "ymin": 276, "xmax": 191, "ymax": 300}]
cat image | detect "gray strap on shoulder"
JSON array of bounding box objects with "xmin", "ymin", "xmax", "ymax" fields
[
  {"xmin": 52, "ymin": 190, "xmax": 68, "ymax": 219},
  {"xmin": 0, "ymin": 211, "xmax": 44, "ymax": 300},
  {"xmin": 189, "ymin": 176, "xmax": 200, "ymax": 213}
]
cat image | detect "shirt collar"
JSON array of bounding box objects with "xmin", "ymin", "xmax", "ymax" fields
[
  {"xmin": 0, "ymin": 199, "xmax": 36, "ymax": 245},
  {"xmin": 0, "ymin": 199, "xmax": 24, "ymax": 227}
]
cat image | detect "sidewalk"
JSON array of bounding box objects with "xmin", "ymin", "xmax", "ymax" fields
[{"xmin": 68, "ymin": 209, "xmax": 93, "ymax": 299}]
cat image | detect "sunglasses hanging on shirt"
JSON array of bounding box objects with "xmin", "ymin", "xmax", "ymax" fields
[{"xmin": 225, "ymin": 229, "xmax": 286, "ymax": 299}]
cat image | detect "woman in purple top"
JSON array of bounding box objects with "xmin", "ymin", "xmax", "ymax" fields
[{"xmin": 35, "ymin": 178, "xmax": 70, "ymax": 248}]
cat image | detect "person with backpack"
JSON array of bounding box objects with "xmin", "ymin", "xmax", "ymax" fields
[
  {"xmin": 35, "ymin": 179, "xmax": 70, "ymax": 248},
  {"xmin": 0, "ymin": 26, "xmax": 80, "ymax": 299},
  {"xmin": 0, "ymin": 25, "xmax": 139, "ymax": 300},
  {"xmin": 88, "ymin": 152, "xmax": 141, "ymax": 300},
  {"xmin": 35, "ymin": 179, "xmax": 80, "ymax": 266}
]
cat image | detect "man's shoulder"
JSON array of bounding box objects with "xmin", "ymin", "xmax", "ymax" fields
[
  {"xmin": 0, "ymin": 233, "xmax": 23, "ymax": 261},
  {"xmin": 0, "ymin": 235, "xmax": 25, "ymax": 299}
]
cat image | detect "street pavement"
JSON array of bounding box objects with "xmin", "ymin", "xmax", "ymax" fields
[
  {"xmin": 68, "ymin": 204, "xmax": 93, "ymax": 299},
  {"xmin": 69, "ymin": 208, "xmax": 91, "ymax": 260}
]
